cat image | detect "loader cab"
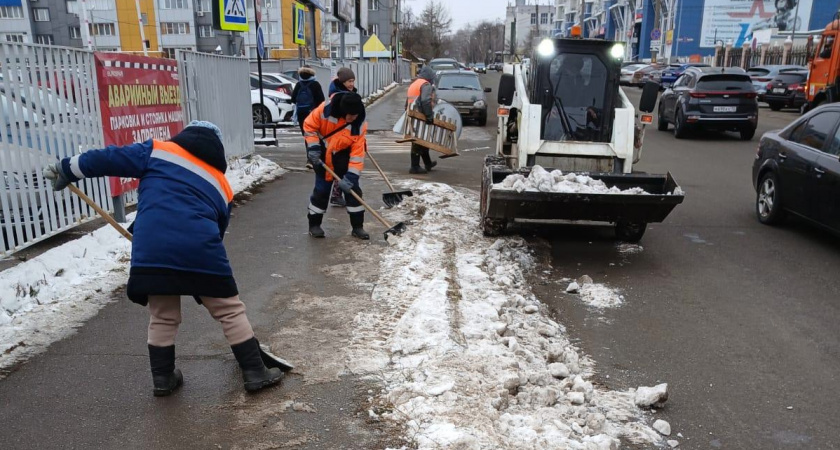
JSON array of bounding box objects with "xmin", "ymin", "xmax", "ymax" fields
[
  {"xmin": 808, "ymin": 20, "xmax": 840, "ymax": 104},
  {"xmin": 529, "ymin": 38, "xmax": 622, "ymax": 143}
]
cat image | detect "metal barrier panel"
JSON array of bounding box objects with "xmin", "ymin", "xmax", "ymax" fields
[
  {"xmin": 1, "ymin": 43, "xmax": 109, "ymax": 256},
  {"xmin": 176, "ymin": 50, "xmax": 253, "ymax": 159}
]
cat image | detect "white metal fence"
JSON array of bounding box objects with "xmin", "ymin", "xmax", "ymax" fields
[
  {"xmin": 1, "ymin": 43, "xmax": 109, "ymax": 257},
  {"xmin": 177, "ymin": 50, "xmax": 253, "ymax": 158},
  {"xmin": 348, "ymin": 61, "xmax": 394, "ymax": 99}
]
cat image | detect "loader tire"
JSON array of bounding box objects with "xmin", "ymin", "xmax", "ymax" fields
[
  {"xmin": 615, "ymin": 222, "xmax": 646, "ymax": 243},
  {"xmin": 483, "ymin": 218, "xmax": 507, "ymax": 236}
]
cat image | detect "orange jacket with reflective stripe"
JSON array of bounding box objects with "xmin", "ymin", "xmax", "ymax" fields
[
  {"xmin": 303, "ymin": 100, "xmax": 367, "ymax": 181},
  {"xmin": 407, "ymin": 78, "xmax": 429, "ymax": 104}
]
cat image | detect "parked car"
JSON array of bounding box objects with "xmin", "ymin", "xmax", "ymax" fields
[
  {"xmin": 428, "ymin": 58, "xmax": 460, "ymax": 72},
  {"xmin": 261, "ymin": 72, "xmax": 297, "ymax": 88},
  {"xmin": 249, "ymin": 73, "xmax": 292, "ymax": 96},
  {"xmin": 660, "ymin": 63, "xmax": 710, "ymax": 89},
  {"xmin": 474, "ymin": 63, "xmax": 487, "ymax": 73},
  {"xmin": 657, "ymin": 66, "xmax": 758, "ymax": 140},
  {"xmin": 762, "ymin": 70, "xmax": 809, "ymax": 111},
  {"xmin": 282, "ymin": 70, "xmax": 300, "ymax": 81},
  {"xmin": 752, "ymin": 103, "xmax": 840, "ymax": 233},
  {"xmin": 620, "ymin": 63, "xmax": 650, "ymax": 86},
  {"xmin": 746, "ymin": 65, "xmax": 806, "ymax": 101},
  {"xmin": 251, "ymin": 88, "xmax": 293, "ymax": 124},
  {"xmin": 634, "ymin": 64, "xmax": 664, "ymax": 86},
  {"xmin": 434, "ymin": 69, "xmax": 491, "ymax": 126}
]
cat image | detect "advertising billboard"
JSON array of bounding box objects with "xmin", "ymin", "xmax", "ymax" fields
[
  {"xmin": 94, "ymin": 53, "xmax": 184, "ymax": 195},
  {"xmin": 699, "ymin": 0, "xmax": 813, "ymax": 48},
  {"xmin": 334, "ymin": 0, "xmax": 353, "ymax": 23}
]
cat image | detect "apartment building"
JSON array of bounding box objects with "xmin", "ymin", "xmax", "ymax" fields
[
  {"xmin": 504, "ymin": 0, "xmax": 554, "ymax": 55},
  {"xmin": 323, "ymin": 0, "xmax": 395, "ymax": 60}
]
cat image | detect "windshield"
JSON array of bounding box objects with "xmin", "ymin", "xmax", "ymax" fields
[
  {"xmin": 775, "ymin": 73, "xmax": 808, "ymax": 84},
  {"xmin": 437, "ymin": 74, "xmax": 481, "ymax": 90},
  {"xmin": 696, "ymin": 75, "xmax": 753, "ymax": 91},
  {"xmin": 542, "ymin": 53, "xmax": 609, "ymax": 142}
]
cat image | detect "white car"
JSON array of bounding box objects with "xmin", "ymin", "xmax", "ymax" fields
[
  {"xmin": 251, "ymin": 88, "xmax": 293, "ymax": 124},
  {"xmin": 620, "ymin": 64, "xmax": 650, "ymax": 85},
  {"xmin": 261, "ymin": 72, "xmax": 297, "ymax": 88}
]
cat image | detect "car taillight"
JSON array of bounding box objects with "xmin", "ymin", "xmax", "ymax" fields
[
  {"xmin": 689, "ymin": 92, "xmax": 706, "ymax": 98},
  {"xmin": 790, "ymin": 84, "xmax": 805, "ymax": 92},
  {"xmin": 766, "ymin": 82, "xmax": 773, "ymax": 90},
  {"xmin": 742, "ymin": 92, "xmax": 757, "ymax": 99}
]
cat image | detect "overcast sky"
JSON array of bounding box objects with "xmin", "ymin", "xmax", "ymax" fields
[{"xmin": 406, "ymin": 0, "xmax": 510, "ymax": 32}]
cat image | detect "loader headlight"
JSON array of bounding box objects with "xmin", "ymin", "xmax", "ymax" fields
[
  {"xmin": 474, "ymin": 100, "xmax": 486, "ymax": 108},
  {"xmin": 537, "ymin": 39, "xmax": 555, "ymax": 57},
  {"xmin": 611, "ymin": 43, "xmax": 625, "ymax": 59}
]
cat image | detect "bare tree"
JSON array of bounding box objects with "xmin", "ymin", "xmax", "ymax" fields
[{"xmin": 420, "ymin": 0, "xmax": 453, "ymax": 58}]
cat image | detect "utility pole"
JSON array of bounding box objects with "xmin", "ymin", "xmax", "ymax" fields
[
  {"xmin": 134, "ymin": 0, "xmax": 148, "ymax": 55},
  {"xmin": 254, "ymin": 0, "xmax": 265, "ymax": 124},
  {"xmin": 579, "ymin": 0, "xmax": 585, "ymax": 29},
  {"xmin": 394, "ymin": 0, "xmax": 401, "ymax": 81},
  {"xmin": 791, "ymin": 0, "xmax": 801, "ymax": 43},
  {"xmin": 651, "ymin": 0, "xmax": 661, "ymax": 62}
]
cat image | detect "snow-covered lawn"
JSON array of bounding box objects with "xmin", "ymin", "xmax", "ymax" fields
[
  {"xmin": 0, "ymin": 155, "xmax": 285, "ymax": 374},
  {"xmin": 347, "ymin": 182, "xmax": 673, "ymax": 449}
]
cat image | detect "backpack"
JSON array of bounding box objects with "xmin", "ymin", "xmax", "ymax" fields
[{"xmin": 296, "ymin": 81, "xmax": 315, "ymax": 111}]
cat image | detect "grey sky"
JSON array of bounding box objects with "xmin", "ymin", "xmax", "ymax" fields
[{"xmin": 406, "ymin": 0, "xmax": 509, "ymax": 32}]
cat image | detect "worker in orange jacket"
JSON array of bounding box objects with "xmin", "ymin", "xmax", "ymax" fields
[
  {"xmin": 406, "ymin": 66, "xmax": 437, "ymax": 174},
  {"xmin": 304, "ymin": 91, "xmax": 369, "ymax": 239}
]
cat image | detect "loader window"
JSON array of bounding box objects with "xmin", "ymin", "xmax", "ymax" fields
[
  {"xmin": 819, "ymin": 35, "xmax": 835, "ymax": 59},
  {"xmin": 542, "ymin": 53, "xmax": 609, "ymax": 142}
]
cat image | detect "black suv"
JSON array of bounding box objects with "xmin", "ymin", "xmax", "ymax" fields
[
  {"xmin": 657, "ymin": 67, "xmax": 758, "ymax": 140},
  {"xmin": 762, "ymin": 70, "xmax": 809, "ymax": 111}
]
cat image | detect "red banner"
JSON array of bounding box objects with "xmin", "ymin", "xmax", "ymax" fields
[{"xmin": 94, "ymin": 53, "xmax": 184, "ymax": 195}]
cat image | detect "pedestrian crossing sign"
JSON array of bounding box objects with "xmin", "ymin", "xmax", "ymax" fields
[
  {"xmin": 214, "ymin": 0, "xmax": 248, "ymax": 32},
  {"xmin": 293, "ymin": 2, "xmax": 306, "ymax": 45}
]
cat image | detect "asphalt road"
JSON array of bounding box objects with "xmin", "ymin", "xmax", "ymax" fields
[{"xmin": 530, "ymin": 86, "xmax": 840, "ymax": 449}]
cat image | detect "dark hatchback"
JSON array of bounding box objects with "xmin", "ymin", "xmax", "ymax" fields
[
  {"xmin": 660, "ymin": 63, "xmax": 710, "ymax": 88},
  {"xmin": 434, "ymin": 70, "xmax": 491, "ymax": 125},
  {"xmin": 753, "ymin": 104, "xmax": 840, "ymax": 233},
  {"xmin": 762, "ymin": 71, "xmax": 809, "ymax": 111},
  {"xmin": 657, "ymin": 67, "xmax": 758, "ymax": 140}
]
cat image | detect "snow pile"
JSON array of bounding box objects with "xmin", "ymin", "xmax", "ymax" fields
[
  {"xmin": 494, "ymin": 165, "xmax": 650, "ymax": 195},
  {"xmin": 566, "ymin": 276, "xmax": 624, "ymax": 309},
  {"xmin": 346, "ymin": 182, "xmax": 665, "ymax": 449},
  {"xmin": 0, "ymin": 154, "xmax": 286, "ymax": 374}
]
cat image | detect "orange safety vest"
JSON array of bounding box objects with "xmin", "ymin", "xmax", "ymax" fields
[
  {"xmin": 406, "ymin": 78, "xmax": 432, "ymax": 108},
  {"xmin": 302, "ymin": 102, "xmax": 367, "ymax": 182}
]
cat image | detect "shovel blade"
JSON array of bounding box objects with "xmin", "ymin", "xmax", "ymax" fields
[
  {"xmin": 382, "ymin": 190, "xmax": 414, "ymax": 208},
  {"xmin": 384, "ymin": 222, "xmax": 407, "ymax": 240},
  {"xmin": 259, "ymin": 344, "xmax": 295, "ymax": 372}
]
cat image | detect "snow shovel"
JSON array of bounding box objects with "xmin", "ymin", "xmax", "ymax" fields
[
  {"xmin": 365, "ymin": 145, "xmax": 413, "ymax": 208},
  {"xmin": 319, "ymin": 161, "xmax": 407, "ymax": 240},
  {"xmin": 68, "ymin": 185, "xmax": 297, "ymax": 371}
]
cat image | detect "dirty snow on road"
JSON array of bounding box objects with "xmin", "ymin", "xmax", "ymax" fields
[
  {"xmin": 495, "ymin": 165, "xmax": 650, "ymax": 195},
  {"xmin": 346, "ymin": 182, "xmax": 668, "ymax": 449},
  {"xmin": 0, "ymin": 155, "xmax": 285, "ymax": 374}
]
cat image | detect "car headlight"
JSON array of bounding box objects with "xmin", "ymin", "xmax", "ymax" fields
[
  {"xmin": 266, "ymin": 96, "xmax": 282, "ymax": 105},
  {"xmin": 474, "ymin": 100, "xmax": 486, "ymax": 108}
]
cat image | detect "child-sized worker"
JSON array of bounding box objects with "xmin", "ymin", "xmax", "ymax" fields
[{"xmin": 42, "ymin": 121, "xmax": 283, "ymax": 396}]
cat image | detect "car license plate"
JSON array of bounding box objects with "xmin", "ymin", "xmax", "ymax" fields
[
  {"xmin": 713, "ymin": 106, "xmax": 737, "ymax": 113},
  {"xmin": 773, "ymin": 88, "xmax": 786, "ymax": 94}
]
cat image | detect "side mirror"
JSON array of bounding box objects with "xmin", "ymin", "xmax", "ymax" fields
[
  {"xmin": 639, "ymin": 81, "xmax": 660, "ymax": 113},
  {"xmin": 498, "ymin": 73, "xmax": 515, "ymax": 105},
  {"xmin": 484, "ymin": 87, "xmax": 492, "ymax": 93}
]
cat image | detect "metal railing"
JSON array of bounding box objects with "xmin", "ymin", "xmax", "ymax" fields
[
  {"xmin": 176, "ymin": 50, "xmax": 253, "ymax": 159},
  {"xmin": 1, "ymin": 43, "xmax": 109, "ymax": 256}
]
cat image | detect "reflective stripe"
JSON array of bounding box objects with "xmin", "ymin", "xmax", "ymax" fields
[
  {"xmin": 308, "ymin": 203, "xmax": 326, "ymax": 214},
  {"xmin": 350, "ymin": 156, "xmax": 365, "ymax": 163},
  {"xmin": 346, "ymin": 205, "xmax": 365, "ymax": 213},
  {"xmin": 303, "ymin": 131, "xmax": 318, "ymax": 137},
  {"xmin": 68, "ymin": 155, "xmax": 85, "ymax": 179},
  {"xmin": 348, "ymin": 167, "xmax": 362, "ymax": 175}
]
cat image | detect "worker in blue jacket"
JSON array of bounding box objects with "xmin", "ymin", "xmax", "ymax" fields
[{"xmin": 42, "ymin": 121, "xmax": 283, "ymax": 396}]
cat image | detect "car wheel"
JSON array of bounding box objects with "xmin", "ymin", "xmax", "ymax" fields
[
  {"xmin": 673, "ymin": 110, "xmax": 688, "ymax": 139},
  {"xmin": 740, "ymin": 127, "xmax": 756, "ymax": 141},
  {"xmin": 756, "ymin": 172, "xmax": 785, "ymax": 225},
  {"xmin": 768, "ymin": 102, "xmax": 783, "ymax": 111},
  {"xmin": 252, "ymin": 105, "xmax": 270, "ymax": 125},
  {"xmin": 657, "ymin": 104, "xmax": 669, "ymax": 131}
]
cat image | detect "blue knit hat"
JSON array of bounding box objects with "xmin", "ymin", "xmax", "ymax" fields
[{"xmin": 186, "ymin": 120, "xmax": 223, "ymax": 141}]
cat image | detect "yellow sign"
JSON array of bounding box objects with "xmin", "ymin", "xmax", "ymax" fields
[
  {"xmin": 666, "ymin": 29, "xmax": 673, "ymax": 46},
  {"xmin": 293, "ymin": 2, "xmax": 306, "ymax": 45},
  {"xmin": 214, "ymin": 0, "xmax": 248, "ymax": 32}
]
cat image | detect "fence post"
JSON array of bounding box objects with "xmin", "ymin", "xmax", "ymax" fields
[
  {"xmin": 724, "ymin": 41, "xmax": 733, "ymax": 67},
  {"xmin": 760, "ymin": 44, "xmax": 767, "ymax": 65},
  {"xmin": 713, "ymin": 42, "xmax": 722, "ymax": 67},
  {"xmin": 783, "ymin": 38, "xmax": 793, "ymax": 64},
  {"xmin": 740, "ymin": 42, "xmax": 750, "ymax": 69}
]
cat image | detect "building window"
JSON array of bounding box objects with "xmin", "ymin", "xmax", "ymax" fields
[
  {"xmin": 330, "ymin": 46, "xmax": 338, "ymax": 59},
  {"xmin": 331, "ymin": 21, "xmax": 340, "ymax": 34},
  {"xmin": 67, "ymin": 0, "xmax": 114, "ymax": 13},
  {"xmin": 540, "ymin": 12, "xmax": 548, "ymax": 24},
  {"xmin": 66, "ymin": 1, "xmax": 77, "ymax": 13},
  {"xmin": 4, "ymin": 34, "xmax": 25, "ymax": 42},
  {"xmin": 530, "ymin": 13, "xmax": 536, "ymax": 25},
  {"xmin": 198, "ymin": 25, "xmax": 214, "ymax": 38},
  {"xmin": 160, "ymin": 0, "xmax": 187, "ymax": 9},
  {"xmin": 0, "ymin": 6, "xmax": 24, "ymax": 18},
  {"xmin": 368, "ymin": 0, "xmax": 377, "ymax": 10},
  {"xmin": 89, "ymin": 23, "xmax": 116, "ymax": 36},
  {"xmin": 70, "ymin": 26, "xmax": 81, "ymax": 39},
  {"xmin": 162, "ymin": 22, "xmax": 190, "ymax": 35},
  {"xmin": 36, "ymin": 34, "xmax": 54, "ymax": 44},
  {"xmin": 367, "ymin": 23, "xmax": 378, "ymax": 36},
  {"xmin": 33, "ymin": 8, "xmax": 50, "ymax": 21},
  {"xmin": 195, "ymin": 0, "xmax": 211, "ymax": 12}
]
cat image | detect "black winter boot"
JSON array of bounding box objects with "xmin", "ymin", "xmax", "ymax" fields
[
  {"xmin": 308, "ymin": 213, "xmax": 325, "ymax": 238},
  {"xmin": 148, "ymin": 344, "xmax": 183, "ymax": 397},
  {"xmin": 425, "ymin": 160, "xmax": 438, "ymax": 171},
  {"xmin": 352, "ymin": 228, "xmax": 370, "ymax": 240},
  {"xmin": 231, "ymin": 337, "xmax": 284, "ymax": 392},
  {"xmin": 410, "ymin": 149, "xmax": 426, "ymax": 174},
  {"xmin": 349, "ymin": 212, "xmax": 368, "ymax": 240}
]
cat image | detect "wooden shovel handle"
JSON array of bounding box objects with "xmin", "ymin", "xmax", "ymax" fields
[
  {"xmin": 68, "ymin": 184, "xmax": 133, "ymax": 242},
  {"xmin": 319, "ymin": 162, "xmax": 393, "ymax": 229},
  {"xmin": 364, "ymin": 148, "xmax": 396, "ymax": 192}
]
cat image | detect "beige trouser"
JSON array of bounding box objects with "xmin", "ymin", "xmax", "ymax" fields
[{"xmin": 147, "ymin": 295, "xmax": 254, "ymax": 347}]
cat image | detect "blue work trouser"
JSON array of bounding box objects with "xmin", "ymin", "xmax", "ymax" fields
[{"xmin": 307, "ymin": 165, "xmax": 364, "ymax": 228}]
